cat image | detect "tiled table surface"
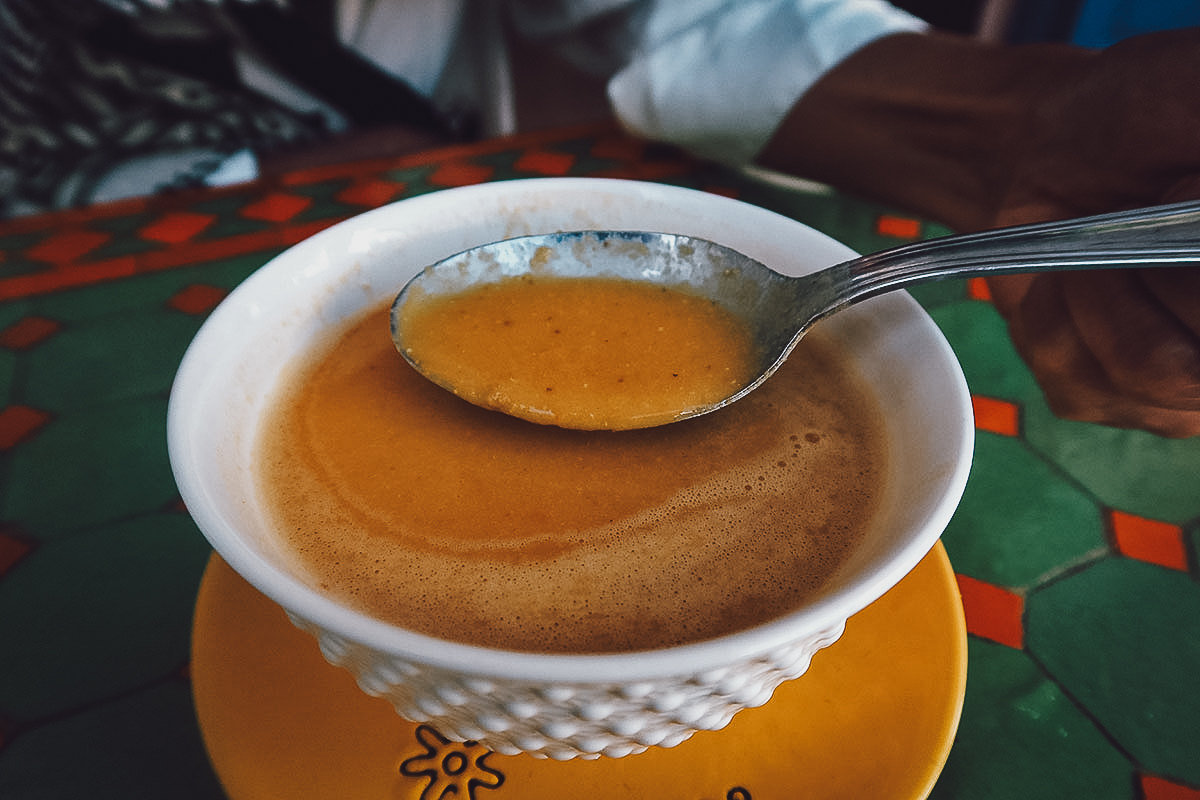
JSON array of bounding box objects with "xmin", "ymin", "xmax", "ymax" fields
[{"xmin": 0, "ymin": 124, "xmax": 1197, "ymax": 799}]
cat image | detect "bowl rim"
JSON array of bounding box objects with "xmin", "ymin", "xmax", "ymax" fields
[{"xmin": 168, "ymin": 177, "xmax": 974, "ymax": 683}]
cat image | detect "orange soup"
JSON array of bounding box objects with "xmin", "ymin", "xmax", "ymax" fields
[
  {"xmin": 256, "ymin": 297, "xmax": 887, "ymax": 653},
  {"xmin": 394, "ymin": 275, "xmax": 759, "ymax": 429}
]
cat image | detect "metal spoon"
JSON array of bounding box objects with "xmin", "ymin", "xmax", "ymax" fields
[{"xmin": 391, "ymin": 199, "xmax": 1200, "ymax": 428}]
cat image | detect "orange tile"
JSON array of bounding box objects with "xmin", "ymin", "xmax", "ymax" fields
[
  {"xmin": 24, "ymin": 229, "xmax": 110, "ymax": 263},
  {"xmin": 336, "ymin": 178, "xmax": 405, "ymax": 207},
  {"xmin": 967, "ymin": 277, "xmax": 992, "ymax": 301},
  {"xmin": 140, "ymin": 231, "xmax": 280, "ymax": 272},
  {"xmin": 1142, "ymin": 774, "xmax": 1200, "ymax": 800},
  {"xmin": 0, "ymin": 316, "xmax": 62, "ymax": 350},
  {"xmin": 513, "ymin": 150, "xmax": 576, "ymax": 176},
  {"xmin": 972, "ymin": 395, "xmax": 1020, "ymax": 437},
  {"xmin": 0, "ymin": 405, "xmax": 51, "ymax": 451},
  {"xmin": 955, "ymin": 573, "xmax": 1025, "ymax": 649},
  {"xmin": 280, "ymin": 219, "xmax": 341, "ymax": 246},
  {"xmin": 168, "ymin": 284, "xmax": 227, "ymax": 315},
  {"xmin": 876, "ymin": 215, "xmax": 921, "ymax": 239},
  {"xmin": 428, "ymin": 161, "xmax": 495, "ymax": 187},
  {"xmin": 139, "ymin": 211, "xmax": 216, "ymax": 244},
  {"xmin": 281, "ymin": 158, "xmax": 401, "ymax": 186},
  {"xmin": 240, "ymin": 193, "xmax": 312, "ymax": 224},
  {"xmin": 0, "ymin": 526, "xmax": 33, "ymax": 576},
  {"xmin": 1110, "ymin": 509, "xmax": 1189, "ymax": 572}
]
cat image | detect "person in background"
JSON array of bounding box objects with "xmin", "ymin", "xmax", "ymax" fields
[
  {"xmin": 2, "ymin": 0, "xmax": 1197, "ymax": 436},
  {"xmin": 757, "ymin": 27, "xmax": 1200, "ymax": 439}
]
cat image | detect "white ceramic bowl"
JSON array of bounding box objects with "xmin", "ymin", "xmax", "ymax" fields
[{"xmin": 168, "ymin": 178, "xmax": 973, "ymax": 760}]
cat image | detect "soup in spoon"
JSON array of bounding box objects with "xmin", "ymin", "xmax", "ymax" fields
[{"xmin": 394, "ymin": 271, "xmax": 758, "ymax": 430}]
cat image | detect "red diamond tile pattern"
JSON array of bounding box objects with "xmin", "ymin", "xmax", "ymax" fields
[
  {"xmin": 0, "ymin": 316, "xmax": 62, "ymax": 350},
  {"xmin": 240, "ymin": 193, "xmax": 313, "ymax": 223},
  {"xmin": 1110, "ymin": 510, "xmax": 1189, "ymax": 572},
  {"xmin": 513, "ymin": 149, "xmax": 576, "ymax": 176},
  {"xmin": 955, "ymin": 572, "xmax": 1025, "ymax": 649},
  {"xmin": 24, "ymin": 229, "xmax": 110, "ymax": 264},
  {"xmin": 428, "ymin": 161, "xmax": 495, "ymax": 187},
  {"xmin": 0, "ymin": 405, "xmax": 51, "ymax": 450},
  {"xmin": 138, "ymin": 212, "xmax": 216, "ymax": 245},
  {"xmin": 336, "ymin": 178, "xmax": 406, "ymax": 207},
  {"xmin": 5, "ymin": 123, "xmax": 1200, "ymax": 797},
  {"xmin": 875, "ymin": 215, "xmax": 921, "ymax": 239},
  {"xmin": 967, "ymin": 277, "xmax": 992, "ymax": 301},
  {"xmin": 168, "ymin": 284, "xmax": 228, "ymax": 315},
  {"xmin": 972, "ymin": 395, "xmax": 1020, "ymax": 437},
  {"xmin": 1142, "ymin": 774, "xmax": 1200, "ymax": 800},
  {"xmin": 0, "ymin": 526, "xmax": 33, "ymax": 576},
  {"xmin": 0, "ymin": 125, "xmax": 699, "ymax": 304}
]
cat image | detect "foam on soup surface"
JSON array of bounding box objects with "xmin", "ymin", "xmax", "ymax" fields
[{"xmin": 255, "ymin": 295, "xmax": 887, "ymax": 653}]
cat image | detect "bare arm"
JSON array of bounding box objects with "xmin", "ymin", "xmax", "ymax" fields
[{"xmin": 758, "ymin": 29, "xmax": 1200, "ymax": 437}]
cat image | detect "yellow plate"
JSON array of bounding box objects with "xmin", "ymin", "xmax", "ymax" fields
[{"xmin": 192, "ymin": 542, "xmax": 966, "ymax": 799}]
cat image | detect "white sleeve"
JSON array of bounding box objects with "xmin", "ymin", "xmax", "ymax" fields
[{"xmin": 607, "ymin": 0, "xmax": 928, "ymax": 165}]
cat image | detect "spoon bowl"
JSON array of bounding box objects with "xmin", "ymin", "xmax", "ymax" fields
[{"xmin": 392, "ymin": 200, "xmax": 1200, "ymax": 429}]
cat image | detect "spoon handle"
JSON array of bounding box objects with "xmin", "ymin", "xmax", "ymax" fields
[{"xmin": 828, "ymin": 199, "xmax": 1200, "ymax": 309}]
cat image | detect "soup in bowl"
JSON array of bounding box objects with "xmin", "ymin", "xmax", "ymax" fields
[{"xmin": 167, "ymin": 178, "xmax": 973, "ymax": 760}]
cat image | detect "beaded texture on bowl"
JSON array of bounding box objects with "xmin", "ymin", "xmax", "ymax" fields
[{"xmin": 287, "ymin": 613, "xmax": 846, "ymax": 760}]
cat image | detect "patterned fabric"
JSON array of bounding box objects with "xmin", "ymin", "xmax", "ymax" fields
[
  {"xmin": 0, "ymin": 0, "xmax": 449, "ymax": 217},
  {"xmin": 0, "ymin": 0, "xmax": 927, "ymax": 217}
]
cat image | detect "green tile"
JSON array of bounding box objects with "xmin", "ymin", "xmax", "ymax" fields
[
  {"xmin": 1026, "ymin": 557, "xmax": 1200, "ymax": 784},
  {"xmin": 2, "ymin": 396, "xmax": 177, "ymax": 538},
  {"xmin": 1024, "ymin": 404, "xmax": 1200, "ymax": 523},
  {"xmin": 941, "ymin": 432, "xmax": 1107, "ymax": 588},
  {"xmin": 799, "ymin": 198, "xmax": 900, "ymax": 256},
  {"xmin": 1189, "ymin": 522, "xmax": 1199, "ymax": 571},
  {"xmin": 0, "ymin": 681, "xmax": 224, "ymax": 800},
  {"xmin": 24, "ymin": 309, "xmax": 200, "ymax": 412},
  {"xmin": 0, "ymin": 350, "xmax": 15, "ymax": 405},
  {"xmin": 0, "ymin": 299, "xmax": 35, "ymax": 331},
  {"xmin": 0, "ymin": 228, "xmax": 49, "ymax": 253},
  {"xmin": 47, "ymin": 307, "xmax": 194, "ymax": 403},
  {"xmin": 737, "ymin": 184, "xmax": 877, "ymax": 253},
  {"xmin": 190, "ymin": 194, "xmax": 276, "ymax": 240},
  {"xmin": 84, "ymin": 214, "xmax": 173, "ymax": 260},
  {"xmin": 929, "ymin": 300, "xmax": 1042, "ymax": 401},
  {"xmin": 287, "ymin": 179, "xmax": 360, "ymax": 222},
  {"xmin": 381, "ymin": 164, "xmax": 440, "ymax": 187},
  {"xmin": 930, "ymin": 639, "xmax": 1133, "ymax": 800},
  {"xmin": 470, "ymin": 149, "xmax": 535, "ymax": 176},
  {"xmin": 0, "ymin": 233, "xmax": 54, "ymax": 280},
  {"xmin": 557, "ymin": 145, "xmax": 658, "ymax": 179},
  {"xmin": 87, "ymin": 209, "xmax": 161, "ymax": 238},
  {"xmin": 929, "ymin": 291, "xmax": 1200, "ymax": 523},
  {"xmin": 0, "ymin": 512, "xmax": 210, "ymax": 720},
  {"xmin": 906, "ymin": 278, "xmax": 970, "ymax": 311}
]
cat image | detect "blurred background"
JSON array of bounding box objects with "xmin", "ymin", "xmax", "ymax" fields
[{"xmin": 895, "ymin": 0, "xmax": 1200, "ymax": 45}]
